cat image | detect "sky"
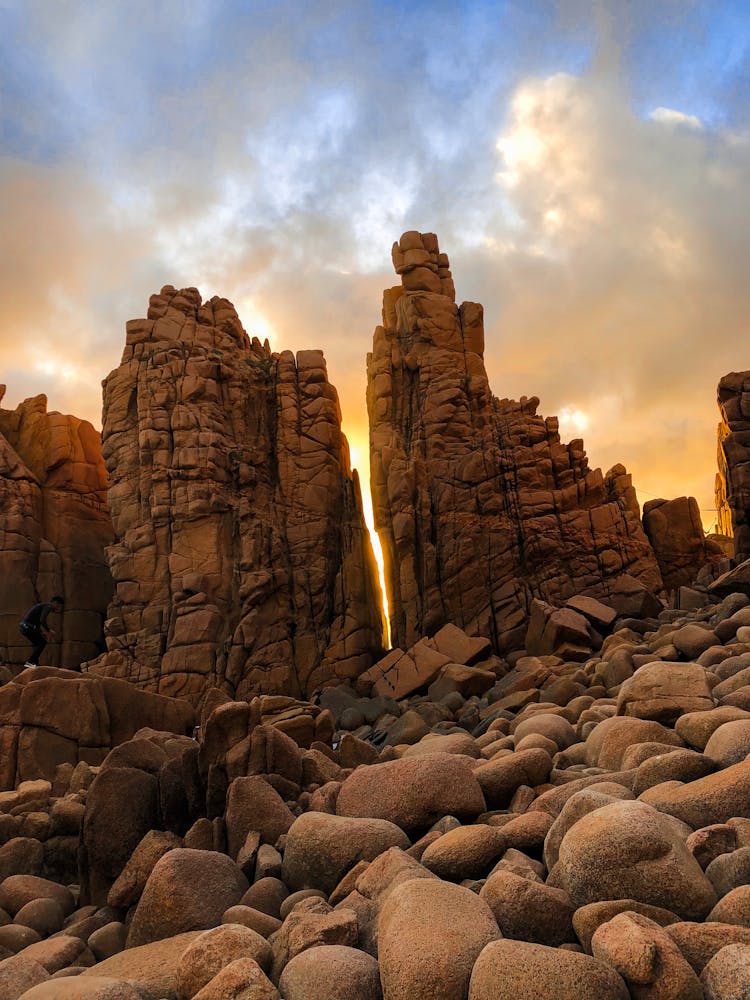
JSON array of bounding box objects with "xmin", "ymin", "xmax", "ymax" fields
[{"xmin": 1, "ymin": 0, "xmax": 749, "ymax": 538}]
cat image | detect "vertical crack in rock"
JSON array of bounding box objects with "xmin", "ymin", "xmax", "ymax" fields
[
  {"xmin": 367, "ymin": 231, "xmax": 664, "ymax": 653},
  {"xmin": 87, "ymin": 286, "xmax": 384, "ymax": 704},
  {"xmin": 0, "ymin": 386, "xmax": 114, "ymax": 667}
]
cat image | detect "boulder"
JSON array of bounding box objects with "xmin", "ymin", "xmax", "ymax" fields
[
  {"xmin": 378, "ymin": 878, "xmax": 499, "ymax": 999},
  {"xmin": 554, "ymin": 800, "xmax": 716, "ymax": 919},
  {"xmin": 81, "ymin": 931, "xmax": 202, "ymax": 997},
  {"xmin": 336, "ymin": 753, "xmax": 486, "ymax": 830},
  {"xmin": 468, "ymin": 939, "xmax": 629, "ymax": 998},
  {"xmin": 279, "ymin": 945, "xmax": 382, "ymax": 1000},
  {"xmin": 176, "ymin": 924, "xmax": 273, "ymax": 997},
  {"xmin": 480, "ymin": 870, "xmax": 575, "ymax": 945},
  {"xmin": 282, "ymin": 813, "xmax": 409, "ymax": 894},
  {"xmin": 126, "ymin": 849, "xmax": 248, "ymax": 947},
  {"xmin": 616, "ymin": 661, "xmax": 714, "ymax": 723},
  {"xmin": 107, "ymin": 830, "xmax": 182, "ymax": 908},
  {"xmin": 701, "ymin": 942, "xmax": 750, "ymax": 999},
  {"xmin": 225, "ymin": 776, "xmax": 295, "ymax": 855},
  {"xmin": 591, "ymin": 911, "xmax": 702, "ymax": 999}
]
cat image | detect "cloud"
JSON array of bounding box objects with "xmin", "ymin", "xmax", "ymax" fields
[
  {"xmin": 470, "ymin": 70, "xmax": 750, "ymax": 529},
  {"xmin": 0, "ymin": 1, "xmax": 749, "ymax": 540}
]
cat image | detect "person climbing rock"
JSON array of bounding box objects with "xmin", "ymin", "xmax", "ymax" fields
[{"xmin": 19, "ymin": 596, "xmax": 64, "ymax": 667}]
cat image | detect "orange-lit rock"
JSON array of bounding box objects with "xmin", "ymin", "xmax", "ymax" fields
[
  {"xmin": 716, "ymin": 371, "xmax": 750, "ymax": 560},
  {"xmin": 87, "ymin": 287, "xmax": 383, "ymax": 704},
  {"xmin": 642, "ymin": 496, "xmax": 724, "ymax": 593},
  {"xmin": 367, "ymin": 232, "xmax": 663, "ymax": 653},
  {"xmin": 0, "ymin": 388, "xmax": 113, "ymax": 668}
]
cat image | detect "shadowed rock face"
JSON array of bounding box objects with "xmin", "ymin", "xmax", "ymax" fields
[
  {"xmin": 642, "ymin": 496, "xmax": 724, "ymax": 593},
  {"xmin": 0, "ymin": 389, "xmax": 113, "ymax": 667},
  {"xmin": 367, "ymin": 231, "xmax": 663, "ymax": 653},
  {"xmin": 716, "ymin": 372, "xmax": 750, "ymax": 560},
  {"xmin": 87, "ymin": 286, "xmax": 383, "ymax": 704}
]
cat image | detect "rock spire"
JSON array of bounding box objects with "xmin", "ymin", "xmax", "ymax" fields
[
  {"xmin": 367, "ymin": 231, "xmax": 663, "ymax": 652},
  {"xmin": 87, "ymin": 286, "xmax": 384, "ymax": 703}
]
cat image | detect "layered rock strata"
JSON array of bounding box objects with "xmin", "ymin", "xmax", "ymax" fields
[
  {"xmin": 642, "ymin": 496, "xmax": 724, "ymax": 594},
  {"xmin": 716, "ymin": 371, "xmax": 750, "ymax": 559},
  {"xmin": 88, "ymin": 287, "xmax": 383, "ymax": 704},
  {"xmin": 367, "ymin": 231, "xmax": 663, "ymax": 653},
  {"xmin": 0, "ymin": 389, "xmax": 113, "ymax": 667}
]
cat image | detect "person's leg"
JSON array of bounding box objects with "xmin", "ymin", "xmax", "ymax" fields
[{"xmin": 29, "ymin": 629, "xmax": 46, "ymax": 666}]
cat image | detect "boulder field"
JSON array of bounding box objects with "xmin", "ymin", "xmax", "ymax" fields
[{"xmin": 3, "ymin": 591, "xmax": 750, "ymax": 996}]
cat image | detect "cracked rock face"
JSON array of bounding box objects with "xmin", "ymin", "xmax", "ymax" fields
[
  {"xmin": 716, "ymin": 372, "xmax": 750, "ymax": 561},
  {"xmin": 0, "ymin": 388, "xmax": 113, "ymax": 667},
  {"xmin": 367, "ymin": 231, "xmax": 663, "ymax": 653},
  {"xmin": 642, "ymin": 496, "xmax": 724, "ymax": 594},
  {"xmin": 87, "ymin": 286, "xmax": 383, "ymax": 704}
]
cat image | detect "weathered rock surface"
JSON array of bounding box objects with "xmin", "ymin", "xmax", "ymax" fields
[
  {"xmin": 716, "ymin": 371, "xmax": 750, "ymax": 561},
  {"xmin": 0, "ymin": 387, "xmax": 113, "ymax": 667},
  {"xmin": 367, "ymin": 231, "xmax": 663, "ymax": 654},
  {"xmin": 87, "ymin": 286, "xmax": 384, "ymax": 703},
  {"xmin": 0, "ymin": 670, "xmax": 193, "ymax": 790},
  {"xmin": 642, "ymin": 496, "xmax": 723, "ymax": 594}
]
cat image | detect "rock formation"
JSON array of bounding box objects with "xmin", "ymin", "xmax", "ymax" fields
[
  {"xmin": 0, "ymin": 389, "xmax": 113, "ymax": 668},
  {"xmin": 0, "ymin": 668, "xmax": 193, "ymax": 790},
  {"xmin": 642, "ymin": 496, "xmax": 724, "ymax": 594},
  {"xmin": 87, "ymin": 286, "xmax": 383, "ymax": 705},
  {"xmin": 367, "ymin": 231, "xmax": 663, "ymax": 654},
  {"xmin": 4, "ymin": 589, "xmax": 750, "ymax": 995},
  {"xmin": 716, "ymin": 371, "xmax": 750, "ymax": 560}
]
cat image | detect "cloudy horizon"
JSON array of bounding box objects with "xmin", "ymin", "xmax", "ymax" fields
[{"xmin": 2, "ymin": 0, "xmax": 749, "ymax": 534}]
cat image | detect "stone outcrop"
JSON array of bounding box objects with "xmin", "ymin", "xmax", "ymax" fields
[
  {"xmin": 716, "ymin": 372, "xmax": 750, "ymax": 560},
  {"xmin": 87, "ymin": 287, "xmax": 383, "ymax": 704},
  {"xmin": 642, "ymin": 496, "xmax": 724, "ymax": 593},
  {"xmin": 0, "ymin": 389, "xmax": 113, "ymax": 668},
  {"xmin": 367, "ymin": 231, "xmax": 663, "ymax": 653},
  {"xmin": 0, "ymin": 667, "xmax": 194, "ymax": 790}
]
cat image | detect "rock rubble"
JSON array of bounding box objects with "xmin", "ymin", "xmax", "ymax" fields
[{"xmin": 2, "ymin": 586, "xmax": 750, "ymax": 996}]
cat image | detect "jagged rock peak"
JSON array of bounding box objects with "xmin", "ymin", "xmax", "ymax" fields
[
  {"xmin": 368, "ymin": 231, "xmax": 664, "ymax": 653},
  {"xmin": 0, "ymin": 391, "xmax": 113, "ymax": 667},
  {"xmin": 87, "ymin": 286, "xmax": 384, "ymax": 705}
]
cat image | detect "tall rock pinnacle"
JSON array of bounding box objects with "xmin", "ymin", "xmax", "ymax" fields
[
  {"xmin": 367, "ymin": 231, "xmax": 663, "ymax": 652},
  {"xmin": 716, "ymin": 371, "xmax": 750, "ymax": 561},
  {"xmin": 89, "ymin": 286, "xmax": 384, "ymax": 703},
  {"xmin": 0, "ymin": 388, "xmax": 113, "ymax": 666}
]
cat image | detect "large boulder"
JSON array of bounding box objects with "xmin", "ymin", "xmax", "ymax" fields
[
  {"xmin": 591, "ymin": 911, "xmax": 702, "ymax": 999},
  {"xmin": 480, "ymin": 870, "xmax": 575, "ymax": 946},
  {"xmin": 584, "ymin": 717, "xmax": 683, "ymax": 769},
  {"xmin": 81, "ymin": 931, "xmax": 202, "ymax": 997},
  {"xmin": 279, "ymin": 945, "xmax": 382, "ymax": 1000},
  {"xmin": 336, "ymin": 753, "xmax": 486, "ymax": 831},
  {"xmin": 225, "ymin": 776, "xmax": 295, "ymax": 855},
  {"xmin": 126, "ymin": 849, "xmax": 248, "ymax": 947},
  {"xmin": 80, "ymin": 766, "xmax": 159, "ymax": 905},
  {"xmin": 176, "ymin": 924, "xmax": 273, "ymax": 997},
  {"xmin": 651, "ymin": 760, "xmax": 750, "ymax": 828},
  {"xmin": 468, "ymin": 939, "xmax": 629, "ymax": 999},
  {"xmin": 616, "ymin": 662, "xmax": 714, "ymax": 723},
  {"xmin": 378, "ymin": 878, "xmax": 499, "ymax": 999},
  {"xmin": 553, "ymin": 800, "xmax": 716, "ymax": 919},
  {"xmin": 282, "ymin": 813, "xmax": 409, "ymax": 894}
]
